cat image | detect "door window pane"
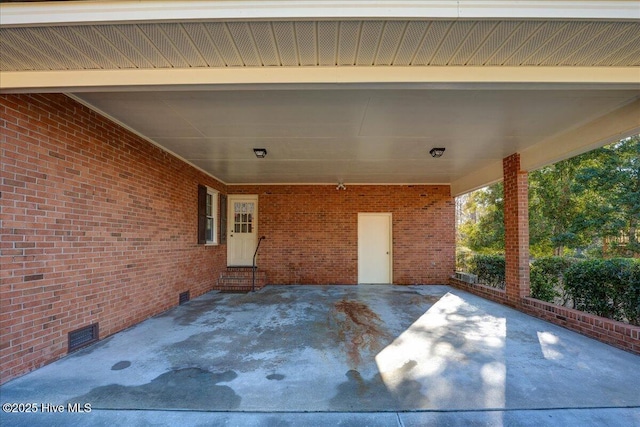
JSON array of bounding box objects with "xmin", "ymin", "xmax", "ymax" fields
[{"xmin": 233, "ymin": 202, "xmax": 254, "ymax": 234}]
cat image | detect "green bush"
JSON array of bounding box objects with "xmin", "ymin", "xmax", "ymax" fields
[
  {"xmin": 564, "ymin": 258, "xmax": 640, "ymax": 325},
  {"xmin": 621, "ymin": 261, "xmax": 640, "ymax": 326},
  {"xmin": 456, "ymin": 246, "xmax": 474, "ymax": 272},
  {"xmin": 469, "ymin": 254, "xmax": 505, "ymax": 289},
  {"xmin": 463, "ymin": 252, "xmax": 639, "ymax": 325},
  {"xmin": 530, "ymin": 257, "xmax": 577, "ymax": 303}
]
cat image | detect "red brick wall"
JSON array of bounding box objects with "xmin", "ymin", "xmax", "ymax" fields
[
  {"xmin": 229, "ymin": 185, "xmax": 455, "ymax": 285},
  {"xmin": 0, "ymin": 94, "xmax": 226, "ymax": 384},
  {"xmin": 503, "ymin": 153, "xmax": 530, "ymax": 302}
]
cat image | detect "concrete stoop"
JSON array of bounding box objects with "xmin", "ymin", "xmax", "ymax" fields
[{"xmin": 215, "ymin": 267, "xmax": 267, "ymax": 292}]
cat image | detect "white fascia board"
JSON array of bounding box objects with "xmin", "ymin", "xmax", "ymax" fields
[
  {"xmin": 1, "ymin": 1, "xmax": 638, "ymax": 27},
  {"xmin": 0, "ymin": 1, "xmax": 455, "ymax": 26},
  {"xmin": 458, "ymin": 1, "xmax": 640, "ymax": 20},
  {"xmin": 2, "ymin": 67, "xmax": 639, "ymax": 93}
]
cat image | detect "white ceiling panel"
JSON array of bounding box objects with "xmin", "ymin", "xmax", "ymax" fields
[
  {"xmin": 204, "ymin": 22, "xmax": 243, "ymax": 66},
  {"xmin": 74, "ymin": 88, "xmax": 639, "ymax": 186},
  {"xmin": 448, "ymin": 21, "xmax": 496, "ymax": 66},
  {"xmin": 296, "ymin": 21, "xmax": 317, "ymax": 66}
]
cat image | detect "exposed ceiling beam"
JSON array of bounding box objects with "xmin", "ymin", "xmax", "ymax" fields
[
  {"xmin": 1, "ymin": 0, "xmax": 639, "ymax": 27},
  {"xmin": 450, "ymin": 161, "xmax": 503, "ymax": 197},
  {"xmin": 520, "ymin": 97, "xmax": 640, "ymax": 170},
  {"xmin": 451, "ymin": 97, "xmax": 640, "ymax": 196},
  {"xmin": 2, "ymin": 66, "xmax": 639, "ymax": 93}
]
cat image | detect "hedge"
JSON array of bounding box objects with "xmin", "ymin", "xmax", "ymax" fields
[
  {"xmin": 468, "ymin": 254, "xmax": 505, "ymax": 289},
  {"xmin": 530, "ymin": 257, "xmax": 577, "ymax": 303},
  {"xmin": 564, "ymin": 258, "xmax": 640, "ymax": 326},
  {"xmin": 465, "ymin": 254, "xmax": 639, "ymax": 325}
]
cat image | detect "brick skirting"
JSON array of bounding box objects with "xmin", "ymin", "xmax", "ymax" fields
[{"xmin": 449, "ymin": 277, "xmax": 640, "ymax": 355}]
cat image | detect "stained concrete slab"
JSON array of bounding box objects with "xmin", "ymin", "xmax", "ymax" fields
[{"xmin": 1, "ymin": 285, "xmax": 639, "ymax": 426}]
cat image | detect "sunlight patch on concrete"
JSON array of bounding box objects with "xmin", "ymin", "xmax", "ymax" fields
[
  {"xmin": 537, "ymin": 331, "xmax": 564, "ymax": 360},
  {"xmin": 375, "ymin": 292, "xmax": 507, "ymax": 409}
]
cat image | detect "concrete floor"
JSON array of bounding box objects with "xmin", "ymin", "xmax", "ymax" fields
[{"xmin": 1, "ymin": 285, "xmax": 639, "ymax": 426}]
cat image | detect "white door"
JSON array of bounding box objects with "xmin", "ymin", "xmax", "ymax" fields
[
  {"xmin": 358, "ymin": 213, "xmax": 392, "ymax": 284},
  {"xmin": 227, "ymin": 195, "xmax": 258, "ymax": 266}
]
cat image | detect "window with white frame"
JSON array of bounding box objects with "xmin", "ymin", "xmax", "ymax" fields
[
  {"xmin": 205, "ymin": 189, "xmax": 217, "ymax": 244},
  {"xmin": 198, "ymin": 185, "xmax": 218, "ymax": 245}
]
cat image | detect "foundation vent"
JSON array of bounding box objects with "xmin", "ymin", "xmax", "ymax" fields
[
  {"xmin": 68, "ymin": 323, "xmax": 99, "ymax": 353},
  {"xmin": 179, "ymin": 291, "xmax": 190, "ymax": 305}
]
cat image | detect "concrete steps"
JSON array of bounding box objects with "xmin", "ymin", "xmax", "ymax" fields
[{"xmin": 215, "ymin": 267, "xmax": 267, "ymax": 292}]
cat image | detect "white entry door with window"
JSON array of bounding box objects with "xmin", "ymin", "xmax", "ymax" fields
[
  {"xmin": 358, "ymin": 213, "xmax": 392, "ymax": 284},
  {"xmin": 227, "ymin": 195, "xmax": 258, "ymax": 266}
]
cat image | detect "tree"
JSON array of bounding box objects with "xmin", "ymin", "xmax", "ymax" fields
[
  {"xmin": 458, "ymin": 182, "xmax": 504, "ymax": 254},
  {"xmin": 529, "ymin": 156, "xmax": 589, "ymax": 256},
  {"xmin": 574, "ymin": 136, "xmax": 640, "ymax": 256},
  {"xmin": 457, "ymin": 135, "xmax": 640, "ymax": 258},
  {"xmin": 458, "ymin": 179, "xmax": 558, "ymax": 257}
]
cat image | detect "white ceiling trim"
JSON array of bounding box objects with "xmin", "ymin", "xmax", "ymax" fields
[
  {"xmin": 458, "ymin": 1, "xmax": 640, "ymax": 20},
  {"xmin": 1, "ymin": 1, "xmax": 639, "ymax": 27},
  {"xmin": 2, "ymin": 66, "xmax": 639, "ymax": 93}
]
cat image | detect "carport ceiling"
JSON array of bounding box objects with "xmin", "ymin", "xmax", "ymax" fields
[
  {"xmin": 1, "ymin": 1, "xmax": 639, "ymax": 193},
  {"xmin": 73, "ymin": 88, "xmax": 639, "ymax": 186}
]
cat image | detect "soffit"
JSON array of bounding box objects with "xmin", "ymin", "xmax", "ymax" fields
[
  {"xmin": 72, "ymin": 88, "xmax": 639, "ymax": 188},
  {"xmin": 2, "ymin": 19, "xmax": 640, "ymax": 71}
]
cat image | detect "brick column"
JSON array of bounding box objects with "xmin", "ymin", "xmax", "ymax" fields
[{"xmin": 503, "ymin": 153, "xmax": 530, "ymax": 304}]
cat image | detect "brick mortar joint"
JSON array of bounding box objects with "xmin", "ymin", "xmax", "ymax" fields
[{"xmin": 522, "ymin": 297, "xmax": 640, "ymax": 335}]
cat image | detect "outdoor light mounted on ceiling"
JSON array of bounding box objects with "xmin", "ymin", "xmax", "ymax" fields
[
  {"xmin": 253, "ymin": 148, "xmax": 267, "ymax": 158},
  {"xmin": 429, "ymin": 147, "xmax": 446, "ymax": 158}
]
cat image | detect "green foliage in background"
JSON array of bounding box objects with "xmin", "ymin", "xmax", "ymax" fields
[
  {"xmin": 456, "ymin": 136, "xmax": 640, "ymax": 325},
  {"xmin": 463, "ymin": 255, "xmax": 639, "ymax": 326},
  {"xmin": 468, "ymin": 254, "xmax": 505, "ymax": 289},
  {"xmin": 458, "ymin": 136, "xmax": 639, "ymax": 258},
  {"xmin": 564, "ymin": 259, "xmax": 640, "ymax": 326},
  {"xmin": 458, "ymin": 183, "xmax": 505, "ymax": 254},
  {"xmin": 529, "ymin": 257, "xmax": 577, "ymax": 303}
]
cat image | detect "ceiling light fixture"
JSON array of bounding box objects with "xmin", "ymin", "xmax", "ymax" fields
[
  {"xmin": 429, "ymin": 147, "xmax": 446, "ymax": 158},
  {"xmin": 253, "ymin": 148, "xmax": 267, "ymax": 158}
]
